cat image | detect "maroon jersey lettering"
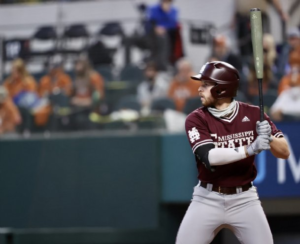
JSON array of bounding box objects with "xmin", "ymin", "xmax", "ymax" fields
[{"xmin": 185, "ymin": 102, "xmax": 283, "ymax": 187}]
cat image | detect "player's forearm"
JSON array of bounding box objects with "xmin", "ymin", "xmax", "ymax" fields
[
  {"xmin": 208, "ymin": 147, "xmax": 247, "ymax": 166},
  {"xmin": 270, "ymin": 136, "xmax": 290, "ymax": 159}
]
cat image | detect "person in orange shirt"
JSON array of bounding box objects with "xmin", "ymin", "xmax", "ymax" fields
[
  {"xmin": 39, "ymin": 62, "xmax": 72, "ymax": 98},
  {"xmin": 71, "ymin": 57, "xmax": 105, "ymax": 108},
  {"xmin": 3, "ymin": 58, "xmax": 37, "ymax": 99},
  {"xmin": 3, "ymin": 59, "xmax": 51, "ymax": 128},
  {"xmin": 0, "ymin": 86, "xmax": 22, "ymax": 134},
  {"xmin": 168, "ymin": 59, "xmax": 199, "ymax": 111},
  {"xmin": 278, "ymin": 32, "xmax": 300, "ymax": 95},
  {"xmin": 278, "ymin": 65, "xmax": 300, "ymax": 95}
]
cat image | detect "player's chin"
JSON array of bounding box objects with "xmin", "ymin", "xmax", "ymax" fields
[{"xmin": 202, "ymin": 99, "xmax": 213, "ymax": 107}]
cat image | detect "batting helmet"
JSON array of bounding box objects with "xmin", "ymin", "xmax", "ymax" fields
[{"xmin": 191, "ymin": 61, "xmax": 239, "ymax": 99}]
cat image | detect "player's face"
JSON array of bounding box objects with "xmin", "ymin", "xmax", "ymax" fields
[{"xmin": 198, "ymin": 81, "xmax": 216, "ymax": 107}]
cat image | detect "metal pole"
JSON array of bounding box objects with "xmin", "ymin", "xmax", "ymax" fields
[{"xmin": 0, "ymin": 36, "xmax": 4, "ymax": 83}]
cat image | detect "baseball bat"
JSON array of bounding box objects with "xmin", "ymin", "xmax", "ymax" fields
[{"xmin": 250, "ymin": 8, "xmax": 264, "ymax": 122}]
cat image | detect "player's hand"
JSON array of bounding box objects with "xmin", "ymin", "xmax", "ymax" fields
[
  {"xmin": 246, "ymin": 135, "xmax": 271, "ymax": 156},
  {"xmin": 256, "ymin": 120, "xmax": 271, "ymax": 136}
]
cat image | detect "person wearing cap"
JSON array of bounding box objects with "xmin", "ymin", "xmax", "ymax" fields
[
  {"xmin": 277, "ymin": 27, "xmax": 300, "ymax": 77},
  {"xmin": 288, "ymin": 28, "xmax": 300, "ymax": 68},
  {"xmin": 276, "ymin": 28, "xmax": 300, "ymax": 95},
  {"xmin": 176, "ymin": 61, "xmax": 289, "ymax": 244},
  {"xmin": 0, "ymin": 86, "xmax": 21, "ymax": 134}
]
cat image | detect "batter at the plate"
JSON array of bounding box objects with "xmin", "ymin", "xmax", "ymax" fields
[{"xmin": 176, "ymin": 61, "xmax": 290, "ymax": 244}]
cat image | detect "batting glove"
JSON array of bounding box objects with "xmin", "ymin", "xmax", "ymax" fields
[
  {"xmin": 247, "ymin": 134, "xmax": 271, "ymax": 156},
  {"xmin": 256, "ymin": 120, "xmax": 273, "ymax": 142},
  {"xmin": 256, "ymin": 120, "xmax": 271, "ymax": 135}
]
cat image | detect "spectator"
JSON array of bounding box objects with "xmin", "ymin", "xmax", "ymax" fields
[
  {"xmin": 288, "ymin": 30, "xmax": 300, "ymax": 67},
  {"xmin": 277, "ymin": 29, "xmax": 300, "ymax": 95},
  {"xmin": 3, "ymin": 59, "xmax": 53, "ymax": 128},
  {"xmin": 270, "ymin": 67, "xmax": 300, "ymax": 121},
  {"xmin": 147, "ymin": 0, "xmax": 183, "ymax": 70},
  {"xmin": 277, "ymin": 28, "xmax": 300, "ymax": 77},
  {"xmin": 3, "ymin": 58, "xmax": 37, "ymax": 100},
  {"xmin": 39, "ymin": 61, "xmax": 72, "ymax": 98},
  {"xmin": 0, "ymin": 86, "xmax": 21, "ymax": 134},
  {"xmin": 278, "ymin": 66, "xmax": 300, "ymax": 95},
  {"xmin": 212, "ymin": 35, "xmax": 242, "ymax": 73},
  {"xmin": 34, "ymin": 61, "xmax": 73, "ymax": 127},
  {"xmin": 71, "ymin": 57, "xmax": 104, "ymax": 108},
  {"xmin": 168, "ymin": 59, "xmax": 199, "ymax": 111},
  {"xmin": 137, "ymin": 62, "xmax": 169, "ymax": 111}
]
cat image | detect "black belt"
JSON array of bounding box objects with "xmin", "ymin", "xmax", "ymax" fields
[{"xmin": 200, "ymin": 182, "xmax": 252, "ymax": 195}]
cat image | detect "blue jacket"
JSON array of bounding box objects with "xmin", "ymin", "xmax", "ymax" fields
[{"xmin": 147, "ymin": 4, "xmax": 178, "ymax": 30}]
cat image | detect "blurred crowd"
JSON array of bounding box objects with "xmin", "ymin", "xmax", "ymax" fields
[{"xmin": 0, "ymin": 0, "xmax": 299, "ymax": 136}]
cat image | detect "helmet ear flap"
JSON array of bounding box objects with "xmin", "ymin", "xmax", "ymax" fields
[{"xmin": 211, "ymin": 84, "xmax": 234, "ymax": 99}]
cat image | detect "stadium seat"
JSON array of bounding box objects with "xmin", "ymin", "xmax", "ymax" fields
[
  {"xmin": 49, "ymin": 93, "xmax": 70, "ymax": 107},
  {"xmin": 32, "ymin": 71, "xmax": 46, "ymax": 82},
  {"xmin": 62, "ymin": 24, "xmax": 90, "ymax": 54},
  {"xmin": 99, "ymin": 22, "xmax": 124, "ymax": 36},
  {"xmin": 119, "ymin": 65, "xmax": 144, "ymax": 83},
  {"xmin": 95, "ymin": 65, "xmax": 114, "ymax": 82},
  {"xmin": 251, "ymin": 89, "xmax": 278, "ymax": 113},
  {"xmin": 31, "ymin": 26, "xmax": 57, "ymax": 56},
  {"xmin": 115, "ymin": 95, "xmax": 141, "ymax": 111},
  {"xmin": 151, "ymin": 98, "xmax": 176, "ymax": 112},
  {"xmin": 183, "ymin": 97, "xmax": 202, "ymax": 114}
]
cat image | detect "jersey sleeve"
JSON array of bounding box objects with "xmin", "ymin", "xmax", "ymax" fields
[
  {"xmin": 185, "ymin": 112, "xmax": 214, "ymax": 153},
  {"xmin": 264, "ymin": 113, "xmax": 284, "ymax": 138}
]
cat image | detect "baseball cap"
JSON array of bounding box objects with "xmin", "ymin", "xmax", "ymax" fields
[
  {"xmin": 213, "ymin": 35, "xmax": 228, "ymax": 47},
  {"xmin": 287, "ymin": 27, "xmax": 300, "ymax": 38}
]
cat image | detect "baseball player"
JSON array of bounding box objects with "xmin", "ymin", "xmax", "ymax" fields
[{"xmin": 176, "ymin": 61, "xmax": 290, "ymax": 244}]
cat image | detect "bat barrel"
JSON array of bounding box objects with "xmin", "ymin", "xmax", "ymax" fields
[
  {"xmin": 250, "ymin": 8, "xmax": 264, "ymax": 121},
  {"xmin": 250, "ymin": 8, "xmax": 264, "ymax": 80}
]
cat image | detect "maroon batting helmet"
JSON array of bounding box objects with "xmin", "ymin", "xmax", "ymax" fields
[{"xmin": 191, "ymin": 61, "xmax": 239, "ymax": 99}]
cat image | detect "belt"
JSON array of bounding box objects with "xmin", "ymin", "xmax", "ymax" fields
[{"xmin": 200, "ymin": 182, "xmax": 252, "ymax": 195}]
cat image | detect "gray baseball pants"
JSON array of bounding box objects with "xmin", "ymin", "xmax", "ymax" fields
[{"xmin": 176, "ymin": 183, "xmax": 273, "ymax": 244}]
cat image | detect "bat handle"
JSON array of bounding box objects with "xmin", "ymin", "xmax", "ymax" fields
[{"xmin": 258, "ymin": 78, "xmax": 264, "ymax": 122}]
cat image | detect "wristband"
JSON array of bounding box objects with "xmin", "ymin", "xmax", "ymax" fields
[
  {"xmin": 244, "ymin": 145, "xmax": 250, "ymax": 157},
  {"xmin": 246, "ymin": 144, "xmax": 256, "ymax": 156}
]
